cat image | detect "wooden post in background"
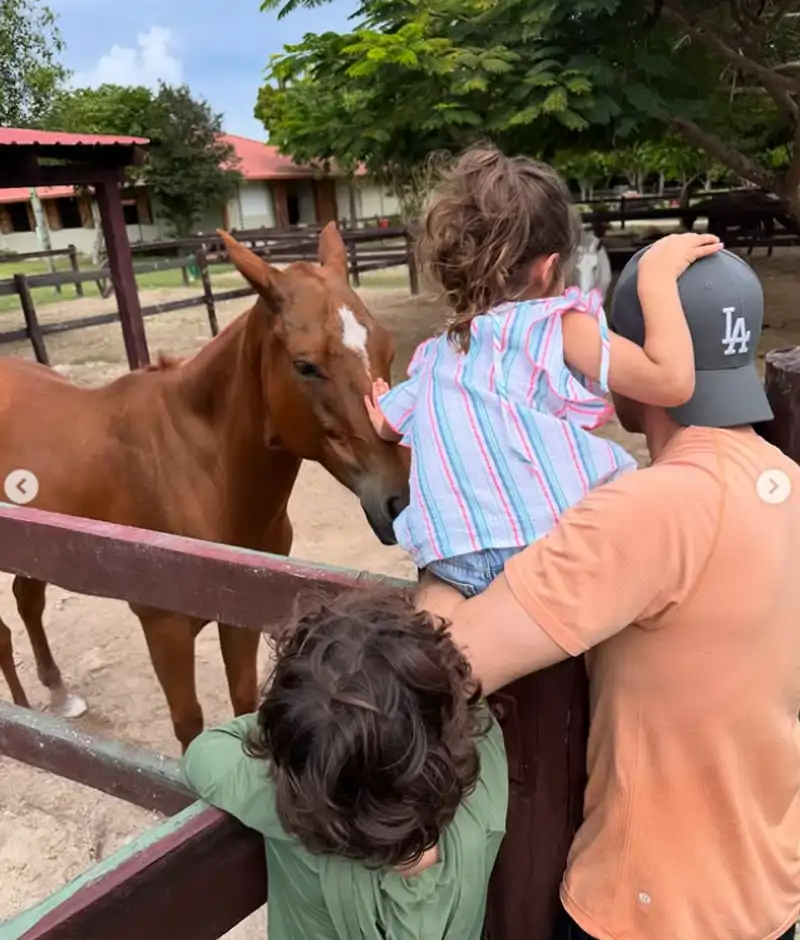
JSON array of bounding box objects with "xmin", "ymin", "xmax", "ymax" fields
[
  {"xmin": 762, "ymin": 347, "xmax": 800, "ymax": 461},
  {"xmin": 68, "ymin": 244, "xmax": 83, "ymax": 298},
  {"xmin": 405, "ymin": 230, "xmax": 419, "ymax": 296},
  {"xmin": 94, "ymin": 175, "xmax": 150, "ymax": 370},
  {"xmin": 197, "ymin": 250, "xmax": 219, "ymax": 336},
  {"xmin": 347, "ymin": 240, "xmax": 361, "ymax": 288},
  {"xmin": 14, "ymin": 273, "xmax": 49, "ymax": 366},
  {"xmin": 484, "ymin": 660, "xmax": 589, "ymax": 940}
]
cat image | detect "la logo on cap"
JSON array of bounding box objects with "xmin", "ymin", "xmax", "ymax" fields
[{"xmin": 721, "ymin": 306, "xmax": 751, "ymax": 356}]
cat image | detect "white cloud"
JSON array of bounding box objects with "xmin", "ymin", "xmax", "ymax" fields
[{"xmin": 70, "ymin": 26, "xmax": 183, "ymax": 90}]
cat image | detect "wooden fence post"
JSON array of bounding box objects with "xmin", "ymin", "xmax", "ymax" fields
[
  {"xmin": 197, "ymin": 251, "xmax": 219, "ymax": 336},
  {"xmin": 405, "ymin": 230, "xmax": 419, "ymax": 296},
  {"xmin": 13, "ymin": 273, "xmax": 49, "ymax": 366},
  {"xmin": 348, "ymin": 240, "xmax": 361, "ymax": 288},
  {"xmin": 68, "ymin": 244, "xmax": 83, "ymax": 298},
  {"xmin": 762, "ymin": 347, "xmax": 800, "ymax": 461}
]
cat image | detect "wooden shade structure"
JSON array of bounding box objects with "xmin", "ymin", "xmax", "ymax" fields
[{"xmin": 0, "ymin": 128, "xmax": 151, "ymax": 369}]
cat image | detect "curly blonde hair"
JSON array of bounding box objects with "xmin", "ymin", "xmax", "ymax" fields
[{"xmin": 416, "ymin": 144, "xmax": 578, "ymax": 352}]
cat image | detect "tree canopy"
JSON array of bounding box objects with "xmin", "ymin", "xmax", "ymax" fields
[
  {"xmin": 256, "ymin": 0, "xmax": 799, "ymax": 215},
  {"xmin": 45, "ymin": 83, "xmax": 242, "ymax": 237},
  {"xmin": 0, "ymin": 0, "xmax": 68, "ymax": 127}
]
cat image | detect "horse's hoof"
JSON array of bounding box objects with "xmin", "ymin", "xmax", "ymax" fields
[{"xmin": 50, "ymin": 691, "xmax": 88, "ymax": 719}]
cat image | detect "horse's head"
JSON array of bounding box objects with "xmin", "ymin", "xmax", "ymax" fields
[
  {"xmin": 219, "ymin": 224, "xmax": 409, "ymax": 545},
  {"xmin": 568, "ymin": 228, "xmax": 613, "ymax": 301}
]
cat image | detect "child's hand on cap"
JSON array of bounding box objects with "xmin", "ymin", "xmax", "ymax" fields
[{"xmin": 640, "ymin": 232, "xmax": 723, "ymax": 281}]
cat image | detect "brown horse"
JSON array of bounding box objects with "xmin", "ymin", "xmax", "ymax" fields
[{"xmin": 0, "ymin": 223, "xmax": 409, "ymax": 751}]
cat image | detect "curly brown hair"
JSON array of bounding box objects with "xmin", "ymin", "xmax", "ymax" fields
[
  {"xmin": 245, "ymin": 587, "xmax": 487, "ymax": 869},
  {"xmin": 417, "ymin": 143, "xmax": 578, "ymax": 351}
]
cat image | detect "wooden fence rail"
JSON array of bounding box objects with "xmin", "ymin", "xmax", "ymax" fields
[
  {"xmin": 0, "ymin": 244, "xmax": 83, "ymax": 298},
  {"xmin": 0, "ymin": 228, "xmax": 418, "ymax": 363},
  {"xmin": 0, "ymin": 252, "xmax": 224, "ymax": 365},
  {"xmin": 0, "ymin": 501, "xmax": 394, "ymax": 940}
]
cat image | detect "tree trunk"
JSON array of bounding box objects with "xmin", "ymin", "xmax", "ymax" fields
[
  {"xmin": 780, "ymin": 118, "xmax": 800, "ymax": 228},
  {"xmin": 29, "ymin": 189, "xmax": 56, "ymax": 281}
]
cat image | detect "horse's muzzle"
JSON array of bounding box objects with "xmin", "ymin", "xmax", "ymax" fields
[{"xmin": 358, "ymin": 481, "xmax": 408, "ymax": 546}]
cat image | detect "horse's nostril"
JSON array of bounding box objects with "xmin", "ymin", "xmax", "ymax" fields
[{"xmin": 387, "ymin": 495, "xmax": 405, "ymax": 520}]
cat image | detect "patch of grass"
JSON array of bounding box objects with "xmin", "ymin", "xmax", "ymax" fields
[{"xmin": 0, "ymin": 256, "xmax": 240, "ymax": 316}]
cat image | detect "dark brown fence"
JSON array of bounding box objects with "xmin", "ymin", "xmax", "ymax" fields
[
  {"xmin": 0, "ymin": 503, "xmax": 386, "ymax": 940},
  {"xmin": 130, "ymin": 224, "xmax": 419, "ymax": 290},
  {"xmin": 0, "ymin": 252, "xmax": 230, "ymax": 366},
  {"xmin": 0, "ymin": 500, "xmax": 587, "ymax": 940},
  {"xmin": 0, "ymin": 226, "xmax": 419, "ymax": 364},
  {"xmin": 0, "ymin": 244, "xmax": 82, "ymax": 297}
]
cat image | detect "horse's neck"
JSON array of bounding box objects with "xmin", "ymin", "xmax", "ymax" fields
[{"xmin": 172, "ymin": 309, "xmax": 301, "ymax": 520}]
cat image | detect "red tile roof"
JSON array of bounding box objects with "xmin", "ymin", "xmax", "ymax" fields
[
  {"xmin": 220, "ymin": 133, "xmax": 318, "ymax": 180},
  {"xmin": 0, "ymin": 186, "xmax": 77, "ymax": 205},
  {"xmin": 0, "ymin": 132, "xmax": 366, "ymax": 203},
  {"xmin": 0, "ymin": 128, "xmax": 148, "ymax": 147},
  {"xmin": 220, "ymin": 133, "xmax": 367, "ymax": 180}
]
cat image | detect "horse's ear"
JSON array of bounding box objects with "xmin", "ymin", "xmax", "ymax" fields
[
  {"xmin": 318, "ymin": 221, "xmax": 349, "ymax": 281},
  {"xmin": 217, "ymin": 230, "xmax": 285, "ymax": 313}
]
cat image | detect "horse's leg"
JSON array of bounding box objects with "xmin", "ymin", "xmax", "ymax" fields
[
  {"xmin": 218, "ymin": 623, "xmax": 260, "ymax": 717},
  {"xmin": 218, "ymin": 516, "xmax": 293, "ymax": 719},
  {"xmin": 135, "ymin": 607, "xmax": 204, "ymax": 753},
  {"xmin": 12, "ymin": 577, "xmax": 87, "ymax": 718},
  {"xmin": 0, "ymin": 615, "xmax": 30, "ymax": 708}
]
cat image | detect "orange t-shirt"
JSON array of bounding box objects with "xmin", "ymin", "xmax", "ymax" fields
[{"xmin": 504, "ymin": 426, "xmax": 800, "ymax": 940}]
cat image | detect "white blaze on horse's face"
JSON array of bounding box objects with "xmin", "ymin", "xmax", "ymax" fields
[{"xmin": 338, "ymin": 305, "xmax": 371, "ymax": 373}]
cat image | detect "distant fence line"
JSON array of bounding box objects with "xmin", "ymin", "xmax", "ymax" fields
[
  {"xmin": 0, "ymin": 227, "xmax": 419, "ymax": 365},
  {"xmin": 1, "ymin": 196, "xmax": 799, "ymax": 364}
]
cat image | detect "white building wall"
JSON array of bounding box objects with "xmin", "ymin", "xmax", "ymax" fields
[
  {"xmin": 357, "ymin": 182, "xmax": 400, "ymax": 220},
  {"xmin": 227, "ymin": 180, "xmax": 276, "ymax": 230},
  {"xmin": 333, "ymin": 179, "xmax": 401, "ymax": 222},
  {"xmin": 0, "ymin": 223, "xmax": 164, "ymax": 256}
]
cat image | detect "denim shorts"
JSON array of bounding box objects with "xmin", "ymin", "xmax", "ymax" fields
[{"xmin": 423, "ymin": 546, "xmax": 522, "ymax": 598}]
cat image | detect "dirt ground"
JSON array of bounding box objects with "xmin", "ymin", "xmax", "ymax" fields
[{"xmin": 1, "ymin": 247, "xmax": 798, "ymax": 933}]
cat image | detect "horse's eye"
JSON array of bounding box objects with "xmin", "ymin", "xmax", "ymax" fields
[{"xmin": 293, "ymin": 359, "xmax": 323, "ymax": 380}]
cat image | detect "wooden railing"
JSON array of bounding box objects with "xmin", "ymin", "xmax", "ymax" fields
[{"xmin": 0, "ymin": 503, "xmax": 387, "ymax": 940}]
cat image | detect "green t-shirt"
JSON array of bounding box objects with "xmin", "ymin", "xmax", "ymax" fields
[{"xmin": 182, "ymin": 710, "xmax": 507, "ymax": 940}]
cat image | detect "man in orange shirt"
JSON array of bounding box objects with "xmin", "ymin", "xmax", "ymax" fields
[{"xmin": 443, "ymin": 246, "xmax": 800, "ymax": 940}]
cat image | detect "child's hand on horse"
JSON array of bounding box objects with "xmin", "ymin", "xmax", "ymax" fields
[{"xmin": 364, "ymin": 379, "xmax": 401, "ymax": 443}]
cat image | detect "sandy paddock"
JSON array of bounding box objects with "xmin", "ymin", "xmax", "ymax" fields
[{"xmin": 1, "ymin": 249, "xmax": 798, "ymax": 935}]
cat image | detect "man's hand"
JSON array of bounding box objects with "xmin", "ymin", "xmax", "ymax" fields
[
  {"xmin": 639, "ymin": 232, "xmax": 722, "ymax": 282},
  {"xmin": 364, "ymin": 378, "xmax": 401, "ymax": 442}
]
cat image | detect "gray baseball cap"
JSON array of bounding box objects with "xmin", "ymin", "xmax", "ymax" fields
[{"xmin": 610, "ymin": 246, "xmax": 773, "ymax": 427}]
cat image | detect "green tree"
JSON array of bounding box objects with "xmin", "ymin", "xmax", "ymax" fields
[
  {"xmin": 258, "ymin": 0, "xmax": 800, "ymax": 217},
  {"xmin": 43, "ymin": 84, "xmax": 154, "ymax": 139},
  {"xmin": 0, "ymin": 0, "xmax": 68, "ymax": 126},
  {"xmin": 45, "ymin": 83, "xmax": 243, "ymax": 237},
  {"xmin": 145, "ymin": 84, "xmax": 242, "ymax": 236},
  {"xmin": 552, "ymin": 149, "xmax": 613, "ymax": 201}
]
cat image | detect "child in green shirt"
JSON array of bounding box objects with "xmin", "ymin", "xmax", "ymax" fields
[{"xmin": 182, "ymin": 589, "xmax": 508, "ymax": 940}]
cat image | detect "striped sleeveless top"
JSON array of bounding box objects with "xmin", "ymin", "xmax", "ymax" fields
[{"xmin": 378, "ymin": 288, "xmax": 638, "ymax": 569}]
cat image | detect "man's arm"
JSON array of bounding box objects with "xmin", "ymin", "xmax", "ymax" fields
[{"xmin": 445, "ymin": 462, "xmax": 721, "ymax": 695}]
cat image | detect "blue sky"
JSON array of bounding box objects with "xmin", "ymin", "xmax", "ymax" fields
[{"xmin": 46, "ymin": 0, "xmax": 359, "ymax": 139}]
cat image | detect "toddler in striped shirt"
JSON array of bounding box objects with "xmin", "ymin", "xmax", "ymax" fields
[{"xmin": 365, "ymin": 145, "xmax": 721, "ymax": 602}]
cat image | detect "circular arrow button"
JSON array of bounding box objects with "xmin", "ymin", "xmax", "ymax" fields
[
  {"xmin": 4, "ymin": 469, "xmax": 39, "ymax": 505},
  {"xmin": 756, "ymin": 469, "xmax": 792, "ymax": 505}
]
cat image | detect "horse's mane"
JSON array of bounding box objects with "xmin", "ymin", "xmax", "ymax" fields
[{"xmin": 142, "ymin": 353, "xmax": 183, "ymax": 372}]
